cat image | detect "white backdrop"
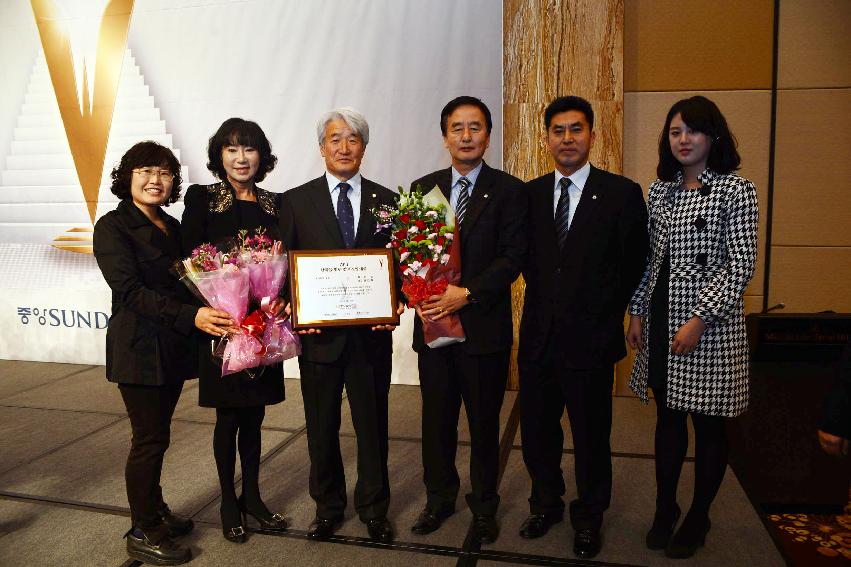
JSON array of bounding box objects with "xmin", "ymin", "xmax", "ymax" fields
[{"xmin": 0, "ymin": 0, "xmax": 503, "ymax": 385}]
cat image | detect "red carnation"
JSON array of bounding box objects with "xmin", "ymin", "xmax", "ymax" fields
[
  {"xmin": 412, "ymin": 234, "xmax": 426, "ymax": 242},
  {"xmin": 399, "ymin": 214, "xmax": 411, "ymax": 224},
  {"xmin": 394, "ymin": 228, "xmax": 408, "ymax": 240},
  {"xmin": 414, "ymin": 219, "xmax": 427, "ymax": 230},
  {"xmin": 437, "ymin": 236, "xmax": 446, "ymax": 246}
]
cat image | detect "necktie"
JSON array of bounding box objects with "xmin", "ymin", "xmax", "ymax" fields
[
  {"xmin": 456, "ymin": 176, "xmax": 471, "ymax": 224},
  {"xmin": 555, "ymin": 177, "xmax": 571, "ymax": 250},
  {"xmin": 336, "ymin": 182, "xmax": 355, "ymax": 248}
]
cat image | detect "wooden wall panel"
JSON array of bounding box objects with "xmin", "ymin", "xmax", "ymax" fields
[
  {"xmin": 777, "ymin": 0, "xmax": 851, "ymax": 89},
  {"xmin": 772, "ymin": 88, "xmax": 851, "ymax": 246},
  {"xmin": 504, "ymin": 0, "xmax": 624, "ymax": 389},
  {"xmin": 768, "ymin": 247, "xmax": 851, "ymax": 312},
  {"xmin": 624, "ymin": 0, "xmax": 774, "ymax": 92}
]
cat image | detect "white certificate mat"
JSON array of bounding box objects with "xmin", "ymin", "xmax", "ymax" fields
[{"xmin": 290, "ymin": 249, "xmax": 398, "ymax": 328}]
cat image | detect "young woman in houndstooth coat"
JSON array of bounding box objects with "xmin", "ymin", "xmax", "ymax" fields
[{"xmin": 626, "ymin": 96, "xmax": 759, "ymax": 559}]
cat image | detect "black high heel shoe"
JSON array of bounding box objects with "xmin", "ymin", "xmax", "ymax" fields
[
  {"xmin": 238, "ymin": 495, "xmax": 288, "ymax": 532},
  {"xmin": 665, "ymin": 514, "xmax": 711, "ymax": 559},
  {"xmin": 646, "ymin": 503, "xmax": 681, "ymax": 550},
  {"xmin": 221, "ymin": 501, "xmax": 247, "ymax": 544}
]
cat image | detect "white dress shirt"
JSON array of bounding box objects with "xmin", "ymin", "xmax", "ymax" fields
[
  {"xmin": 326, "ymin": 171, "xmax": 362, "ymax": 234},
  {"xmin": 553, "ymin": 161, "xmax": 591, "ymax": 229},
  {"xmin": 449, "ymin": 161, "xmax": 483, "ymax": 213}
]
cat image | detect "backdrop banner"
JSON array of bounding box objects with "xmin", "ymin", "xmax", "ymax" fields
[{"xmin": 0, "ymin": 0, "xmax": 503, "ymax": 384}]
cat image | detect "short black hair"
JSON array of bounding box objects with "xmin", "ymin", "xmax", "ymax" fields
[
  {"xmin": 544, "ymin": 96, "xmax": 594, "ymax": 130},
  {"xmin": 109, "ymin": 141, "xmax": 182, "ymax": 205},
  {"xmin": 657, "ymin": 96, "xmax": 741, "ymax": 181},
  {"xmin": 206, "ymin": 117, "xmax": 277, "ymax": 182},
  {"xmin": 440, "ymin": 96, "xmax": 493, "ymax": 136}
]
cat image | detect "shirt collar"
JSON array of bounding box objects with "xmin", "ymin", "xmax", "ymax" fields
[
  {"xmin": 451, "ymin": 161, "xmax": 484, "ymax": 189},
  {"xmin": 326, "ymin": 171, "xmax": 362, "ymax": 195},
  {"xmin": 554, "ymin": 161, "xmax": 591, "ymax": 192}
]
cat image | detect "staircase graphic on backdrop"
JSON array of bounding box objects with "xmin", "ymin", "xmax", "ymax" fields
[{"xmin": 0, "ymin": 48, "xmax": 188, "ymax": 253}]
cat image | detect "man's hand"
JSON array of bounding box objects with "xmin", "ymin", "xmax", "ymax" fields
[
  {"xmin": 671, "ymin": 316, "xmax": 706, "ymax": 355},
  {"xmin": 627, "ymin": 315, "xmax": 643, "ymax": 350},
  {"xmin": 818, "ymin": 429, "xmax": 850, "ymax": 457},
  {"xmin": 420, "ymin": 284, "xmax": 469, "ymax": 321},
  {"xmin": 372, "ymin": 302, "xmax": 406, "ymax": 331}
]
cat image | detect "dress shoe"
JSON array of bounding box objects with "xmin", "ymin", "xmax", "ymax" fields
[
  {"xmin": 366, "ymin": 517, "xmax": 395, "ymax": 543},
  {"xmin": 221, "ymin": 503, "xmax": 247, "ymax": 544},
  {"xmin": 411, "ymin": 507, "xmax": 454, "ymax": 535},
  {"xmin": 158, "ymin": 503, "xmax": 194, "ymax": 538},
  {"xmin": 519, "ymin": 513, "xmax": 563, "ymax": 539},
  {"xmin": 646, "ymin": 503, "xmax": 681, "ymax": 550},
  {"xmin": 307, "ymin": 516, "xmax": 343, "ymax": 540},
  {"xmin": 126, "ymin": 529, "xmax": 191, "ymax": 566},
  {"xmin": 238, "ymin": 495, "xmax": 288, "ymax": 532},
  {"xmin": 472, "ymin": 514, "xmax": 499, "ymax": 544},
  {"xmin": 573, "ymin": 528, "xmax": 602, "ymax": 559},
  {"xmin": 665, "ymin": 515, "xmax": 711, "ymax": 559}
]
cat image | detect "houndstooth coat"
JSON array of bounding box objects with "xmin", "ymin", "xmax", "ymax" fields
[{"xmin": 628, "ymin": 169, "xmax": 759, "ymax": 417}]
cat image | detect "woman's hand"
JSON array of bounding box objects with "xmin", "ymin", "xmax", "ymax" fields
[
  {"xmin": 195, "ymin": 307, "xmax": 238, "ymax": 337},
  {"xmin": 671, "ymin": 316, "xmax": 706, "ymax": 355},
  {"xmin": 627, "ymin": 315, "xmax": 644, "ymax": 350}
]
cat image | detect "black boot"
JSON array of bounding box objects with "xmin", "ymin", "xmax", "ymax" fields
[
  {"xmin": 665, "ymin": 513, "xmax": 711, "ymax": 559},
  {"xmin": 158, "ymin": 503, "xmax": 194, "ymax": 538},
  {"xmin": 646, "ymin": 503, "xmax": 681, "ymax": 550}
]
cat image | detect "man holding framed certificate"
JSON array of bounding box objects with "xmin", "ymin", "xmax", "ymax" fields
[{"xmin": 279, "ymin": 107, "xmax": 402, "ymax": 544}]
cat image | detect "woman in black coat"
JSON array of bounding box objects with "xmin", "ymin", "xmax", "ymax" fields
[
  {"xmin": 93, "ymin": 141, "xmax": 235, "ymax": 565},
  {"xmin": 181, "ymin": 118, "xmax": 287, "ymax": 542}
]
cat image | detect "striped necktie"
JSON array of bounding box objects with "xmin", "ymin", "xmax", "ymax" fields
[
  {"xmin": 456, "ymin": 176, "xmax": 471, "ymax": 224},
  {"xmin": 555, "ymin": 177, "xmax": 571, "ymax": 250}
]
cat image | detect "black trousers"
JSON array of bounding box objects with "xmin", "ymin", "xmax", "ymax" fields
[
  {"xmin": 520, "ymin": 337, "xmax": 613, "ymax": 531},
  {"xmin": 299, "ymin": 333, "xmax": 391, "ymax": 521},
  {"xmin": 119, "ymin": 381, "xmax": 184, "ymax": 537},
  {"xmin": 418, "ymin": 345, "xmax": 509, "ymax": 516}
]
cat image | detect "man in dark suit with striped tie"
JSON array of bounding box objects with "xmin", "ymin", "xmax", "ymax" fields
[
  {"xmin": 279, "ymin": 107, "xmax": 401, "ymax": 544},
  {"xmin": 518, "ymin": 96, "xmax": 648, "ymax": 558},
  {"xmin": 408, "ymin": 96, "xmax": 527, "ymax": 543}
]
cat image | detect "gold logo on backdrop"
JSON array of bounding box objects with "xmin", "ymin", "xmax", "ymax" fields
[{"xmin": 30, "ymin": 0, "xmax": 134, "ymax": 253}]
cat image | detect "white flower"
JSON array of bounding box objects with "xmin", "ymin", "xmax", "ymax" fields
[
  {"xmin": 425, "ymin": 210, "xmax": 438, "ymax": 218},
  {"xmin": 408, "ymin": 225, "xmax": 419, "ymax": 234},
  {"xmin": 409, "ymin": 260, "xmax": 422, "ymax": 272},
  {"xmin": 400, "ymin": 251, "xmax": 410, "ymax": 262},
  {"xmin": 445, "ymin": 232, "xmax": 454, "ymax": 239},
  {"xmin": 428, "ymin": 233, "xmax": 437, "ymax": 240},
  {"xmin": 440, "ymin": 253, "xmax": 451, "ymax": 264},
  {"xmin": 385, "ymin": 242, "xmax": 392, "ymax": 248}
]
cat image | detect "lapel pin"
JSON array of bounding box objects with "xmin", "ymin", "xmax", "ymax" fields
[
  {"xmin": 484, "ymin": 194, "xmax": 489, "ymax": 199},
  {"xmin": 372, "ymin": 193, "xmax": 376, "ymax": 198},
  {"xmin": 592, "ymin": 194, "xmax": 597, "ymax": 199}
]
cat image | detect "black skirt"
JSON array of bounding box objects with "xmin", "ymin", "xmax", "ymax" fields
[{"xmin": 647, "ymin": 251, "xmax": 670, "ymax": 391}]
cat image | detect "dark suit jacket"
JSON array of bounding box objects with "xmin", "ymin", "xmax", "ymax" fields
[
  {"xmin": 279, "ymin": 174, "xmax": 399, "ymax": 364},
  {"xmin": 519, "ymin": 165, "xmax": 649, "ymax": 369},
  {"xmin": 410, "ymin": 161, "xmax": 527, "ymax": 354},
  {"xmin": 93, "ymin": 199, "xmax": 198, "ymax": 385}
]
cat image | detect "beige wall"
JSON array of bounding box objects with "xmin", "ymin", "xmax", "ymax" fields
[{"xmin": 617, "ymin": 0, "xmax": 851, "ymax": 393}]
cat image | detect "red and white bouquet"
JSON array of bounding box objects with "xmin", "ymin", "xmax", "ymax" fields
[
  {"xmin": 176, "ymin": 229, "xmax": 299, "ymax": 377},
  {"xmin": 373, "ymin": 185, "xmax": 465, "ymax": 348}
]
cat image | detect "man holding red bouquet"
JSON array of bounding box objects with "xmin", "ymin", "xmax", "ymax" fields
[{"xmin": 409, "ymin": 96, "xmax": 527, "ymax": 543}]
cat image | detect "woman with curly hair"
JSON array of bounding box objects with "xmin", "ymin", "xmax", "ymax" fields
[
  {"xmin": 627, "ymin": 96, "xmax": 759, "ymax": 559},
  {"xmin": 94, "ymin": 141, "xmax": 235, "ymax": 565}
]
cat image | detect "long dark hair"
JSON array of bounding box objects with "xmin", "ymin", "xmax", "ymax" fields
[{"xmin": 657, "ymin": 96, "xmax": 741, "ymax": 181}]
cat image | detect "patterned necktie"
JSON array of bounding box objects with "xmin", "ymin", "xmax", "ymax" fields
[
  {"xmin": 554, "ymin": 177, "xmax": 571, "ymax": 250},
  {"xmin": 336, "ymin": 182, "xmax": 355, "ymax": 248},
  {"xmin": 456, "ymin": 176, "xmax": 471, "ymax": 224}
]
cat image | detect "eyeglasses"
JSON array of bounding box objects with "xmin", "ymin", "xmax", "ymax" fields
[{"xmin": 133, "ymin": 168, "xmax": 174, "ymax": 181}]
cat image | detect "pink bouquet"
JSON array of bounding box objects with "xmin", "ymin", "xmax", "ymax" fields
[
  {"xmin": 177, "ymin": 242, "xmax": 261, "ymax": 376},
  {"xmin": 237, "ymin": 230, "xmax": 301, "ymax": 365}
]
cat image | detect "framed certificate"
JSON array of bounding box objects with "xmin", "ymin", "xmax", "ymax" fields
[{"xmin": 289, "ymin": 249, "xmax": 399, "ymax": 329}]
